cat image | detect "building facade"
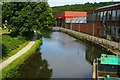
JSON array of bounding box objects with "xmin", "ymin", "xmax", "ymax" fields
[
  {"xmin": 56, "ymin": 11, "xmax": 87, "ymax": 28},
  {"xmin": 55, "ymin": 4, "xmax": 120, "ymax": 42}
]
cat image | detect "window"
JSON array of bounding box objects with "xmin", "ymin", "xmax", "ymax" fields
[
  {"xmin": 112, "ymin": 10, "xmax": 116, "ymax": 21},
  {"xmin": 97, "ymin": 12, "xmax": 100, "ymax": 21},
  {"xmin": 111, "ymin": 26, "xmax": 116, "ymax": 37},
  {"xmin": 118, "ymin": 27, "xmax": 120, "ymax": 38},
  {"xmin": 117, "ymin": 9, "xmax": 120, "ymax": 21},
  {"xmin": 97, "ymin": 12, "xmax": 98, "ymax": 20},
  {"xmin": 116, "ymin": 27, "xmax": 120, "ymax": 38},
  {"xmin": 94, "ymin": 12, "xmax": 97, "ymax": 21},
  {"xmin": 88, "ymin": 14, "xmax": 92, "ymax": 22},
  {"xmin": 103, "ymin": 11, "xmax": 107, "ymax": 23},
  {"xmin": 111, "ymin": 26, "xmax": 120, "ymax": 38},
  {"xmin": 108, "ymin": 11, "xmax": 112, "ymax": 21},
  {"xmin": 92, "ymin": 12, "xmax": 96, "ymax": 21},
  {"xmin": 100, "ymin": 11, "xmax": 103, "ymax": 21}
]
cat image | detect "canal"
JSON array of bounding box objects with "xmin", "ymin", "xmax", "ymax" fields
[{"xmin": 17, "ymin": 32, "xmax": 108, "ymax": 78}]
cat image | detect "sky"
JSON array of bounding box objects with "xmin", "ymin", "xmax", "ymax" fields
[{"xmin": 48, "ymin": 0, "xmax": 120, "ymax": 7}]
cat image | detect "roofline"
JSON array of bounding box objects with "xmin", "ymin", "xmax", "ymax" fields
[
  {"xmin": 55, "ymin": 11, "xmax": 87, "ymax": 17},
  {"xmin": 96, "ymin": 3, "xmax": 120, "ymax": 10}
]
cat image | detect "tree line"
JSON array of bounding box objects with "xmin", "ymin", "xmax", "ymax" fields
[{"xmin": 52, "ymin": 1, "xmax": 120, "ymax": 15}]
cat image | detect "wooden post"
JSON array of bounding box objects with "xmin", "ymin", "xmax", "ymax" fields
[{"xmin": 93, "ymin": 59, "xmax": 97, "ymax": 79}]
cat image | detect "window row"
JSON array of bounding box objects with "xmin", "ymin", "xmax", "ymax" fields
[
  {"xmin": 111, "ymin": 26, "xmax": 120, "ymax": 38},
  {"xmin": 87, "ymin": 9, "xmax": 120, "ymax": 22}
]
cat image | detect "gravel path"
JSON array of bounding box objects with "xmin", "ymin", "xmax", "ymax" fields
[{"xmin": 0, "ymin": 41, "xmax": 35, "ymax": 70}]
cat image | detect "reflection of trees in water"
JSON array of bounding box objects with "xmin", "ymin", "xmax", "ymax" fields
[
  {"xmin": 17, "ymin": 51, "xmax": 52, "ymax": 78},
  {"xmin": 41, "ymin": 28, "xmax": 52, "ymax": 38}
]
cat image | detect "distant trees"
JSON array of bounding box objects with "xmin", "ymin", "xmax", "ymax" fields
[
  {"xmin": 52, "ymin": 2, "xmax": 120, "ymax": 15},
  {"xmin": 2, "ymin": 2, "xmax": 55, "ymax": 36}
]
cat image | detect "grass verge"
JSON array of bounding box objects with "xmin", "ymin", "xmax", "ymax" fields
[
  {"xmin": 1, "ymin": 38, "xmax": 42, "ymax": 78},
  {"xmin": 2, "ymin": 35, "xmax": 29, "ymax": 59},
  {"xmin": 1, "ymin": 41, "xmax": 29, "ymax": 62}
]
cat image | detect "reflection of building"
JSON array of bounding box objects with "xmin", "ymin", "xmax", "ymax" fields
[
  {"xmin": 85, "ymin": 45, "xmax": 94, "ymax": 64},
  {"xmin": 85, "ymin": 44, "xmax": 99, "ymax": 65},
  {"xmin": 85, "ymin": 44, "xmax": 106, "ymax": 64}
]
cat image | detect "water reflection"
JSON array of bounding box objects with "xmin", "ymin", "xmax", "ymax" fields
[
  {"xmin": 85, "ymin": 44, "xmax": 102, "ymax": 65},
  {"xmin": 40, "ymin": 32, "xmax": 97, "ymax": 78},
  {"xmin": 17, "ymin": 51, "xmax": 52, "ymax": 78},
  {"xmin": 85, "ymin": 43, "xmax": 113, "ymax": 65},
  {"xmin": 17, "ymin": 32, "xmax": 108, "ymax": 78},
  {"xmin": 41, "ymin": 29, "xmax": 52, "ymax": 38}
]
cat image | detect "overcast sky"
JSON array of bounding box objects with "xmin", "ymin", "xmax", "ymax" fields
[{"xmin": 48, "ymin": 0, "xmax": 119, "ymax": 7}]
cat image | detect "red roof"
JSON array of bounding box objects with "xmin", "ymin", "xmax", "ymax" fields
[
  {"xmin": 56, "ymin": 11, "xmax": 87, "ymax": 19},
  {"xmin": 65, "ymin": 11, "xmax": 87, "ymax": 17}
]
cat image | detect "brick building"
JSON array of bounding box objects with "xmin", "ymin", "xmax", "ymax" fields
[{"xmin": 56, "ymin": 11, "xmax": 87, "ymax": 28}]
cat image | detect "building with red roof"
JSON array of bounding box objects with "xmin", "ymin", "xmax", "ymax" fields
[{"xmin": 56, "ymin": 11, "xmax": 87, "ymax": 28}]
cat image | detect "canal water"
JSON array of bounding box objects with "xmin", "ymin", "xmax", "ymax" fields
[{"xmin": 17, "ymin": 32, "xmax": 108, "ymax": 78}]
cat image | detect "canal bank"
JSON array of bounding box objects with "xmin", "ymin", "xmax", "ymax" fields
[
  {"xmin": 59, "ymin": 27, "xmax": 120, "ymax": 55},
  {"xmin": 1, "ymin": 36, "xmax": 42, "ymax": 78}
]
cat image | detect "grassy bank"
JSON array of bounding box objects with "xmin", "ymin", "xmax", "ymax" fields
[
  {"xmin": 2, "ymin": 38, "xmax": 42, "ymax": 78},
  {"xmin": 1, "ymin": 35, "xmax": 29, "ymax": 60},
  {"xmin": 1, "ymin": 41, "xmax": 29, "ymax": 62},
  {"xmin": 1, "ymin": 28, "xmax": 35, "ymax": 61}
]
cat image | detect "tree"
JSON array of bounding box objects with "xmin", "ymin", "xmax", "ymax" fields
[{"xmin": 2, "ymin": 2, "xmax": 55, "ymax": 36}]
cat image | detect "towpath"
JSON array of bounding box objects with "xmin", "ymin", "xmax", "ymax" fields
[{"xmin": 0, "ymin": 41, "xmax": 35, "ymax": 70}]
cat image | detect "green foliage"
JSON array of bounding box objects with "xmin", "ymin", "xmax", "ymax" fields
[
  {"xmin": 2, "ymin": 38, "xmax": 42, "ymax": 78},
  {"xmin": 2, "ymin": 2, "xmax": 55, "ymax": 35},
  {"xmin": 2, "ymin": 35, "xmax": 26, "ymax": 58},
  {"xmin": 1, "ymin": 28, "xmax": 10, "ymax": 34},
  {"xmin": 36, "ymin": 30, "xmax": 42, "ymax": 39},
  {"xmin": 52, "ymin": 2, "xmax": 120, "ymax": 15}
]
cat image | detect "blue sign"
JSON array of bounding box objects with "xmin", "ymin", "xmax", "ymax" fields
[{"xmin": 53, "ymin": 27, "xmax": 59, "ymax": 31}]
